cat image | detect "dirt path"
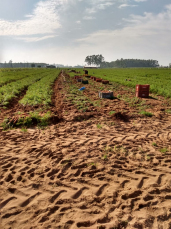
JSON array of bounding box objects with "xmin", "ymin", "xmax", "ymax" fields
[{"xmin": 0, "ymin": 73, "xmax": 171, "ymax": 229}]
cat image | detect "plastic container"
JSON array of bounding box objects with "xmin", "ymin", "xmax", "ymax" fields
[
  {"xmin": 79, "ymin": 87, "xmax": 86, "ymax": 91},
  {"xmin": 77, "ymin": 78, "xmax": 82, "ymax": 82},
  {"xmin": 136, "ymin": 84, "xmax": 150, "ymax": 98},
  {"xmin": 99, "ymin": 91, "xmax": 113, "ymax": 99},
  {"xmin": 136, "ymin": 84, "xmax": 150, "ymax": 92},
  {"xmin": 82, "ymin": 80, "xmax": 88, "ymax": 84},
  {"xmin": 96, "ymin": 78, "xmax": 102, "ymax": 82},
  {"xmin": 102, "ymin": 80, "xmax": 109, "ymax": 84}
]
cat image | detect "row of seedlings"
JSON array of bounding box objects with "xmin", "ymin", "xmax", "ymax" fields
[
  {"xmin": 0, "ymin": 69, "xmax": 46, "ymax": 87},
  {"xmin": 19, "ymin": 70, "xmax": 60, "ymax": 106},
  {"xmin": 2, "ymin": 69, "xmax": 60, "ymax": 129},
  {"xmin": 0, "ymin": 71, "xmax": 51, "ymax": 106}
]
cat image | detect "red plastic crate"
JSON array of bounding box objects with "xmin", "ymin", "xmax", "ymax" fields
[
  {"xmin": 74, "ymin": 75, "xmax": 82, "ymax": 79},
  {"xmin": 136, "ymin": 91, "xmax": 149, "ymax": 98},
  {"xmin": 96, "ymin": 78, "xmax": 102, "ymax": 82},
  {"xmin": 136, "ymin": 84, "xmax": 150, "ymax": 92},
  {"xmin": 102, "ymin": 80, "xmax": 109, "ymax": 84}
]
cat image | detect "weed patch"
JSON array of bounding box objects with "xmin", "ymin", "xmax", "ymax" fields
[{"xmin": 140, "ymin": 111, "xmax": 153, "ymax": 117}]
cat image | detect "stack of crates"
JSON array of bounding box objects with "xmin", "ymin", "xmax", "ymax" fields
[{"xmin": 136, "ymin": 85, "xmax": 150, "ymax": 98}]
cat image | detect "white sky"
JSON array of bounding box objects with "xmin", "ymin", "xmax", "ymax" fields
[{"xmin": 0, "ymin": 0, "xmax": 171, "ymax": 66}]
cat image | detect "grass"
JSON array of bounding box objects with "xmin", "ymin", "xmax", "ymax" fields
[
  {"xmin": 160, "ymin": 148, "xmax": 168, "ymax": 153},
  {"xmin": 21, "ymin": 127, "xmax": 28, "ymax": 132},
  {"xmin": 1, "ymin": 111, "xmax": 52, "ymax": 130},
  {"xmin": 102, "ymin": 154, "xmax": 108, "ymax": 160},
  {"xmin": 105, "ymin": 145, "xmax": 113, "ymax": 152},
  {"xmin": 152, "ymin": 142, "xmax": 157, "ymax": 147},
  {"xmin": 140, "ymin": 111, "xmax": 153, "ymax": 117},
  {"xmin": 96, "ymin": 123, "xmax": 102, "ymax": 129},
  {"xmin": 109, "ymin": 111, "xmax": 116, "ymax": 115},
  {"xmin": 146, "ymin": 155, "xmax": 151, "ymax": 161},
  {"xmin": 88, "ymin": 162, "xmax": 97, "ymax": 168},
  {"xmin": 166, "ymin": 109, "xmax": 171, "ymax": 114}
]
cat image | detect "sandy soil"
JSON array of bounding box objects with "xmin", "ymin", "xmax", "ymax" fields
[{"xmin": 0, "ymin": 72, "xmax": 171, "ymax": 229}]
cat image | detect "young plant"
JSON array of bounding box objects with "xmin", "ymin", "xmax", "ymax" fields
[
  {"xmin": 21, "ymin": 127, "xmax": 28, "ymax": 132},
  {"xmin": 140, "ymin": 111, "xmax": 153, "ymax": 117},
  {"xmin": 152, "ymin": 142, "xmax": 157, "ymax": 147},
  {"xmin": 96, "ymin": 123, "xmax": 102, "ymax": 129},
  {"xmin": 160, "ymin": 148, "xmax": 168, "ymax": 153},
  {"xmin": 109, "ymin": 111, "xmax": 116, "ymax": 115},
  {"xmin": 102, "ymin": 154, "xmax": 108, "ymax": 160}
]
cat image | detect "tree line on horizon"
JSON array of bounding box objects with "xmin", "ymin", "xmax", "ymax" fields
[
  {"xmin": 0, "ymin": 61, "xmax": 47, "ymax": 68},
  {"xmin": 101, "ymin": 58, "xmax": 159, "ymax": 68},
  {"xmin": 85, "ymin": 55, "xmax": 161, "ymax": 68}
]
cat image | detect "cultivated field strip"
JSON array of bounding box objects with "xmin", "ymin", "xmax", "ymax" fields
[
  {"xmin": 0, "ymin": 69, "xmax": 45, "ymax": 87},
  {"xmin": 0, "ymin": 118, "xmax": 171, "ymax": 229},
  {"xmin": 19, "ymin": 70, "xmax": 60, "ymax": 106},
  {"xmin": 0, "ymin": 70, "xmax": 53, "ymax": 106},
  {"xmin": 81, "ymin": 68, "xmax": 171, "ymax": 98}
]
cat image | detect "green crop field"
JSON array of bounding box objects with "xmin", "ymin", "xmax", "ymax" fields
[
  {"xmin": 0, "ymin": 68, "xmax": 60, "ymax": 129},
  {"xmin": 0, "ymin": 68, "xmax": 46, "ymax": 87},
  {"xmin": 0, "ymin": 67, "xmax": 171, "ymax": 131},
  {"xmin": 0, "ymin": 69, "xmax": 57, "ymax": 106},
  {"xmin": 19, "ymin": 69, "xmax": 60, "ymax": 106},
  {"xmin": 82, "ymin": 68, "xmax": 171, "ymax": 98}
]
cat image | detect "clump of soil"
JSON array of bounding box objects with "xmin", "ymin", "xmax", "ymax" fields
[
  {"xmin": 111, "ymin": 112, "xmax": 129, "ymax": 122},
  {"xmin": 73, "ymin": 113, "xmax": 95, "ymax": 122}
]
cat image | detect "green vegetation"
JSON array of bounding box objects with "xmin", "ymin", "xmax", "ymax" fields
[
  {"xmin": 102, "ymin": 154, "xmax": 108, "ymax": 160},
  {"xmin": 146, "ymin": 155, "xmax": 151, "ymax": 161},
  {"xmin": 152, "ymin": 142, "xmax": 157, "ymax": 147},
  {"xmin": 109, "ymin": 111, "xmax": 116, "ymax": 115},
  {"xmin": 100, "ymin": 58, "xmax": 159, "ymax": 68},
  {"xmin": 19, "ymin": 70, "xmax": 60, "ymax": 106},
  {"xmin": 66, "ymin": 82, "xmax": 91, "ymax": 112},
  {"xmin": 21, "ymin": 127, "xmax": 28, "ymax": 132},
  {"xmin": 85, "ymin": 54, "xmax": 104, "ymax": 66},
  {"xmin": 0, "ymin": 69, "xmax": 54, "ymax": 106},
  {"xmin": 140, "ymin": 111, "xmax": 153, "ymax": 117},
  {"xmin": 1, "ymin": 111, "xmax": 52, "ymax": 130},
  {"xmin": 96, "ymin": 123, "xmax": 102, "ymax": 129},
  {"xmin": 84, "ymin": 68, "xmax": 171, "ymax": 98},
  {"xmin": 166, "ymin": 109, "xmax": 171, "ymax": 114},
  {"xmin": 160, "ymin": 148, "xmax": 168, "ymax": 153},
  {"xmin": 0, "ymin": 68, "xmax": 38, "ymax": 86}
]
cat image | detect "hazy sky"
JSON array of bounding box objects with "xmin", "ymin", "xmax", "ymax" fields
[{"xmin": 0, "ymin": 0, "xmax": 171, "ymax": 66}]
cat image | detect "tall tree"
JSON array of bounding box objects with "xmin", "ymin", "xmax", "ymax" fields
[{"xmin": 85, "ymin": 54, "xmax": 104, "ymax": 66}]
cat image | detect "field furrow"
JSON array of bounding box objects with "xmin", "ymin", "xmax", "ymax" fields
[{"xmin": 0, "ymin": 68, "xmax": 171, "ymax": 229}]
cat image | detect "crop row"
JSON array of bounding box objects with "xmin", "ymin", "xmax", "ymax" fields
[
  {"xmin": 19, "ymin": 70, "xmax": 60, "ymax": 106},
  {"xmin": 0, "ymin": 69, "xmax": 47, "ymax": 87},
  {"xmin": 0, "ymin": 70, "xmax": 52, "ymax": 106},
  {"xmin": 81, "ymin": 68, "xmax": 171, "ymax": 98}
]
